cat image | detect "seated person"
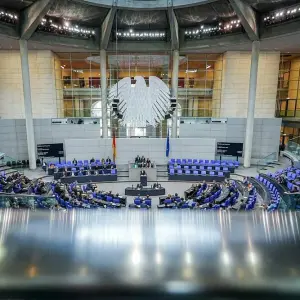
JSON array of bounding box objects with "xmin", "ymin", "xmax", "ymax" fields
[
  {"xmin": 72, "ymin": 158, "xmax": 77, "ymax": 166},
  {"xmin": 243, "ymin": 176, "xmax": 249, "ymax": 184},
  {"xmin": 90, "ymin": 157, "xmax": 95, "ymax": 163},
  {"xmin": 86, "ymin": 181, "xmax": 96, "ymax": 192},
  {"xmin": 106, "ymin": 157, "xmax": 112, "ymax": 164},
  {"xmin": 146, "ymin": 158, "xmax": 151, "ymax": 168}
]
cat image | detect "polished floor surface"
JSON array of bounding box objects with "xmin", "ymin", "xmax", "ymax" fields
[{"xmin": 0, "ymin": 209, "xmax": 300, "ymax": 297}]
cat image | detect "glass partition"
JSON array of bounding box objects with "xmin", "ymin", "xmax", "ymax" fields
[
  {"xmin": 256, "ymin": 152, "xmax": 278, "ymax": 172},
  {"xmin": 54, "ymin": 52, "xmax": 223, "ymax": 137},
  {"xmin": 0, "ymin": 194, "xmax": 57, "ymax": 209},
  {"xmin": 286, "ymin": 136, "xmax": 300, "ymax": 160}
]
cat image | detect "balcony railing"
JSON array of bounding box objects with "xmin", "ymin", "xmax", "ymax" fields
[{"xmin": 276, "ymin": 110, "xmax": 300, "ymax": 118}]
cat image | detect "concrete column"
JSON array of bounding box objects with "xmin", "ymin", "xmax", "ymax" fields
[
  {"xmin": 244, "ymin": 41, "xmax": 260, "ymax": 168},
  {"xmin": 19, "ymin": 39, "xmax": 36, "ymax": 170},
  {"xmin": 171, "ymin": 50, "xmax": 179, "ymax": 138},
  {"xmin": 100, "ymin": 49, "xmax": 108, "ymax": 138},
  {"xmin": 74, "ymin": 99, "xmax": 80, "ymax": 117}
]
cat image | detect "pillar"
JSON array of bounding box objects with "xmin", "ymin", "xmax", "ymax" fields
[
  {"xmin": 244, "ymin": 41, "xmax": 260, "ymax": 168},
  {"xmin": 171, "ymin": 50, "xmax": 179, "ymax": 138},
  {"xmin": 19, "ymin": 40, "xmax": 36, "ymax": 170},
  {"xmin": 100, "ymin": 49, "xmax": 108, "ymax": 138}
]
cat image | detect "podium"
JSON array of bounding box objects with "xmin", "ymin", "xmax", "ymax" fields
[{"xmin": 140, "ymin": 175, "xmax": 147, "ymax": 187}]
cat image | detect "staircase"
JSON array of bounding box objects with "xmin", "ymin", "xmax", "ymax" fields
[
  {"xmin": 156, "ymin": 164, "xmax": 168, "ymax": 181},
  {"xmin": 117, "ymin": 164, "xmax": 129, "ymax": 181}
]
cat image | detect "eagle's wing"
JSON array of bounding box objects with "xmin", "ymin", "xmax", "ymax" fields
[
  {"xmin": 108, "ymin": 77, "xmax": 132, "ymax": 120},
  {"xmin": 148, "ymin": 76, "xmax": 171, "ymax": 125}
]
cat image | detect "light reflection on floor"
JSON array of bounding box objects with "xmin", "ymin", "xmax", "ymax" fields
[{"xmin": 0, "ymin": 209, "xmax": 299, "ymax": 293}]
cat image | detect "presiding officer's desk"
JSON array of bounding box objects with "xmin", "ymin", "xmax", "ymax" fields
[
  {"xmin": 128, "ymin": 162, "xmax": 157, "ymax": 181},
  {"xmin": 125, "ymin": 187, "xmax": 165, "ymax": 196}
]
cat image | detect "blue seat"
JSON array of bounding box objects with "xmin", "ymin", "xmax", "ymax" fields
[
  {"xmin": 106, "ymin": 196, "xmax": 113, "ymax": 202},
  {"xmin": 201, "ymin": 171, "xmax": 206, "ymax": 175},
  {"xmin": 164, "ymin": 199, "xmax": 172, "ymax": 204},
  {"xmin": 182, "ymin": 159, "xmax": 187, "ymax": 164},
  {"xmin": 185, "ymin": 170, "xmax": 191, "ymax": 175},
  {"xmin": 191, "ymin": 166, "xmax": 197, "ymax": 170},
  {"xmin": 221, "ymin": 199, "xmax": 231, "ymax": 207},
  {"xmin": 169, "ymin": 169, "xmax": 175, "ymax": 175},
  {"xmin": 193, "ymin": 170, "xmax": 198, "ymax": 175},
  {"xmin": 113, "ymin": 198, "xmax": 120, "ymax": 204},
  {"xmin": 178, "ymin": 169, "xmax": 183, "ymax": 175},
  {"xmin": 215, "ymin": 166, "xmax": 220, "ymax": 171},
  {"xmin": 193, "ymin": 159, "xmax": 198, "ymax": 164},
  {"xmin": 218, "ymin": 172, "xmax": 224, "ymax": 177},
  {"xmin": 134, "ymin": 198, "xmax": 142, "ymax": 205},
  {"xmin": 145, "ymin": 199, "xmax": 151, "ymax": 206},
  {"xmin": 223, "ymin": 167, "xmax": 228, "ymax": 171},
  {"xmin": 184, "ymin": 165, "xmax": 189, "ymax": 170},
  {"xmin": 207, "ymin": 166, "xmax": 212, "ymax": 171},
  {"xmin": 187, "ymin": 159, "xmax": 192, "ymax": 164},
  {"xmin": 210, "ymin": 171, "xmax": 215, "ymax": 176},
  {"xmin": 111, "ymin": 169, "xmax": 117, "ymax": 175},
  {"xmin": 200, "ymin": 166, "xmax": 205, "ymax": 170}
]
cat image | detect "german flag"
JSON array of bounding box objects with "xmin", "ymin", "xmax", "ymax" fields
[{"xmin": 112, "ymin": 130, "xmax": 116, "ymax": 163}]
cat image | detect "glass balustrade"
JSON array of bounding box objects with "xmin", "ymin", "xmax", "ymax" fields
[
  {"xmin": 286, "ymin": 136, "xmax": 300, "ymax": 160},
  {"xmin": 256, "ymin": 152, "xmax": 278, "ymax": 172},
  {"xmin": 0, "ymin": 194, "xmax": 56, "ymax": 209}
]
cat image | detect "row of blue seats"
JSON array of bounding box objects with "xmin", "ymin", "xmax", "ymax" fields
[
  {"xmin": 256, "ymin": 175, "xmax": 280, "ymax": 211},
  {"xmin": 245, "ymin": 189, "xmax": 257, "ymax": 210},
  {"xmin": 50, "ymin": 160, "xmax": 116, "ymax": 167},
  {"xmin": 169, "ymin": 159, "xmax": 239, "ymax": 167},
  {"xmin": 56, "ymin": 169, "xmax": 117, "ymax": 176},
  {"xmin": 132, "ymin": 198, "xmax": 152, "ymax": 207},
  {"xmin": 169, "ymin": 165, "xmax": 230, "ymax": 171},
  {"xmin": 169, "ymin": 169, "xmax": 226, "ymax": 176}
]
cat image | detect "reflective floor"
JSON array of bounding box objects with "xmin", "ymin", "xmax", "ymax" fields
[{"xmin": 0, "ymin": 210, "xmax": 300, "ymax": 297}]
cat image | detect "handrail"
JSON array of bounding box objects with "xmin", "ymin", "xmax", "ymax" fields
[
  {"xmin": 256, "ymin": 152, "xmax": 278, "ymax": 172},
  {"xmin": 0, "ymin": 192, "xmax": 55, "ymax": 198},
  {"xmin": 285, "ymin": 136, "xmax": 300, "ymax": 161}
]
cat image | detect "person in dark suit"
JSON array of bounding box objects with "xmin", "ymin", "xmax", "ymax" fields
[
  {"xmin": 140, "ymin": 169, "xmax": 147, "ymax": 176},
  {"xmin": 90, "ymin": 157, "xmax": 95, "ymax": 163},
  {"xmin": 106, "ymin": 157, "xmax": 112, "ymax": 164},
  {"xmin": 146, "ymin": 158, "xmax": 151, "ymax": 168},
  {"xmin": 72, "ymin": 158, "xmax": 77, "ymax": 166}
]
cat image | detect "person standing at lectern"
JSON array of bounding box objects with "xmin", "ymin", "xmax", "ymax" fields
[{"xmin": 140, "ymin": 168, "xmax": 147, "ymax": 176}]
